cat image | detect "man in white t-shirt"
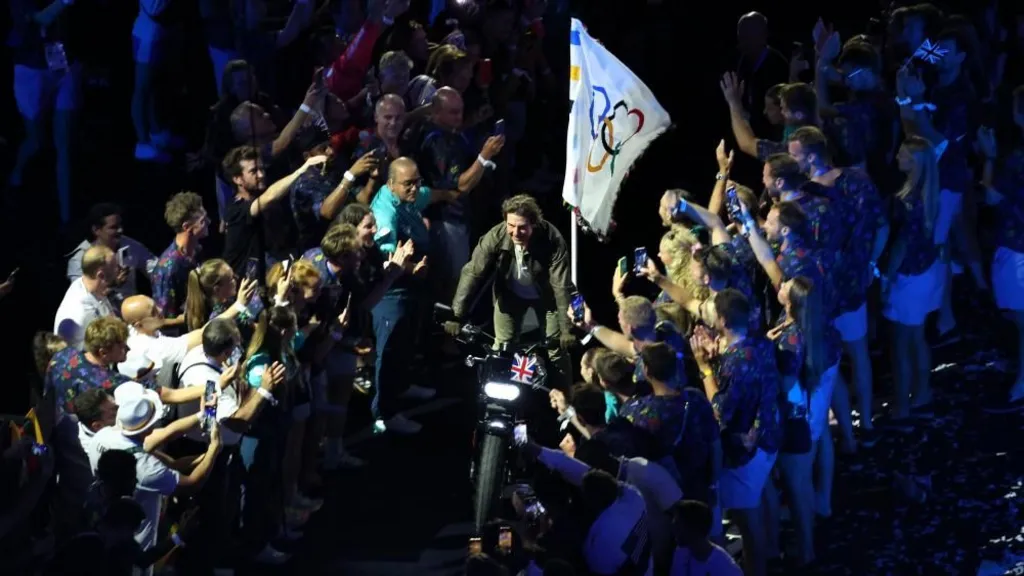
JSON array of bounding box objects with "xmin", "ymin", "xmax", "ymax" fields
[
  {"xmin": 176, "ymin": 318, "xmax": 240, "ymax": 442},
  {"xmin": 91, "ymin": 382, "xmax": 223, "ymax": 556},
  {"xmin": 118, "ymin": 295, "xmax": 202, "ymax": 380},
  {"xmin": 668, "ymin": 500, "xmax": 742, "ymax": 576},
  {"xmin": 54, "ymin": 245, "xmax": 118, "ymax": 349}
]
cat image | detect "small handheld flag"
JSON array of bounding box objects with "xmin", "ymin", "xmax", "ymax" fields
[
  {"xmin": 913, "ymin": 39, "xmax": 948, "ymax": 65},
  {"xmin": 510, "ymin": 353, "xmax": 537, "ymax": 385}
]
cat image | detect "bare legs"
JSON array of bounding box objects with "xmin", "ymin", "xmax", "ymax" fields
[{"xmin": 844, "ymin": 338, "xmax": 874, "ymax": 431}]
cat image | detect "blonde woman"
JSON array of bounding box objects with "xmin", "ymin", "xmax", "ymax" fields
[{"xmin": 881, "ymin": 136, "xmax": 950, "ymax": 421}]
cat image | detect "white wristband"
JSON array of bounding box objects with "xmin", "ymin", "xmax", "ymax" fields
[
  {"xmin": 256, "ymin": 387, "xmax": 278, "ymax": 406},
  {"xmin": 477, "ymin": 155, "xmax": 497, "ymax": 170},
  {"xmin": 171, "ymin": 533, "xmax": 185, "ymax": 548},
  {"xmin": 299, "ymin": 103, "xmax": 312, "ymax": 114},
  {"xmin": 231, "ymin": 301, "xmax": 247, "ymax": 314},
  {"xmin": 343, "ymin": 170, "xmax": 356, "ymax": 183}
]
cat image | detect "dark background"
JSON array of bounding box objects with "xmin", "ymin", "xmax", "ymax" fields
[{"xmin": 0, "ymin": 0, "xmax": 937, "ymax": 411}]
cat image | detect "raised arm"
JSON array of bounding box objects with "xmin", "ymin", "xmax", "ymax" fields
[
  {"xmin": 251, "ymin": 155, "xmax": 327, "ymax": 218},
  {"xmin": 721, "ymin": 72, "xmax": 762, "ymax": 159}
]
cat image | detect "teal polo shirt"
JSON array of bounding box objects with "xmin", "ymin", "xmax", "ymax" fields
[{"xmin": 370, "ymin": 185, "xmax": 432, "ymax": 255}]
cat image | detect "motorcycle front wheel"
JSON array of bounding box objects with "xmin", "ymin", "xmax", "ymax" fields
[{"xmin": 473, "ymin": 432, "xmax": 506, "ymax": 532}]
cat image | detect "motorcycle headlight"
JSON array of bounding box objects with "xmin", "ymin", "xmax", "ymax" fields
[{"xmin": 483, "ymin": 382, "xmax": 521, "ymax": 402}]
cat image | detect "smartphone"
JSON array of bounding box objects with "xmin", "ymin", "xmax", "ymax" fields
[
  {"xmin": 513, "ymin": 423, "xmax": 528, "ymax": 446},
  {"xmin": 372, "ymin": 144, "xmax": 387, "ymax": 160},
  {"xmin": 245, "ymin": 258, "xmax": 260, "ymax": 282},
  {"xmin": 617, "ymin": 256, "xmax": 628, "ymax": 277},
  {"xmin": 570, "ymin": 292, "xmax": 585, "ymax": 323},
  {"xmin": 493, "ymin": 119, "xmax": 505, "ymax": 136},
  {"xmin": 228, "ymin": 346, "xmax": 242, "ymax": 367},
  {"xmin": 525, "ymin": 500, "xmax": 546, "ymax": 521},
  {"xmin": 203, "ymin": 380, "xmax": 218, "ymax": 429},
  {"xmin": 468, "ymin": 537, "xmax": 482, "ymax": 555},
  {"xmin": 117, "ymin": 246, "xmax": 131, "ymax": 268},
  {"xmin": 725, "ymin": 186, "xmax": 742, "ymax": 224},
  {"xmin": 477, "ymin": 58, "xmax": 493, "ymax": 86},
  {"xmin": 633, "ymin": 247, "xmax": 648, "ymax": 274},
  {"xmin": 497, "ymin": 526, "xmax": 512, "ymax": 554}
]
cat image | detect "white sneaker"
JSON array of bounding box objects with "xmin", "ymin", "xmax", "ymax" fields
[
  {"xmin": 254, "ymin": 544, "xmax": 290, "ymax": 564},
  {"xmin": 384, "ymin": 414, "xmax": 422, "ymax": 435},
  {"xmin": 134, "ymin": 142, "xmax": 171, "ymax": 163},
  {"xmin": 399, "ymin": 384, "xmax": 436, "ymax": 401}
]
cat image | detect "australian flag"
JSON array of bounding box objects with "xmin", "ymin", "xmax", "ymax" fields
[{"xmin": 510, "ymin": 353, "xmax": 537, "ymax": 384}]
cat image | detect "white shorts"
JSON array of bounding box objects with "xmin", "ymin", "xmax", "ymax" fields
[
  {"xmin": 13, "ymin": 64, "xmax": 81, "ymax": 119},
  {"xmin": 883, "ymin": 260, "xmax": 945, "ymax": 326},
  {"xmin": 809, "ymin": 364, "xmax": 839, "ymax": 443},
  {"xmin": 993, "ymin": 247, "xmax": 1024, "ymax": 311},
  {"xmin": 720, "ymin": 448, "xmax": 777, "ymax": 510},
  {"xmin": 834, "ymin": 303, "xmax": 867, "ymax": 342}
]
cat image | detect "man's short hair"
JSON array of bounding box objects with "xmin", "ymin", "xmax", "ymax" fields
[
  {"xmin": 593, "ymin": 353, "xmax": 635, "ymax": 397},
  {"xmin": 72, "ymin": 388, "xmax": 112, "ymax": 426},
  {"xmin": 84, "ymin": 317, "xmax": 129, "ymax": 355},
  {"xmin": 788, "ymin": 126, "xmax": 831, "ymax": 164},
  {"xmin": 619, "ymin": 296, "xmax": 656, "ymax": 333},
  {"xmin": 164, "ymin": 191, "xmax": 205, "ymax": 232},
  {"xmin": 426, "ymin": 44, "xmax": 468, "ymax": 79},
  {"xmin": 699, "ymin": 245, "xmax": 733, "ymax": 285},
  {"xmin": 838, "ymin": 42, "xmax": 880, "ymax": 73},
  {"xmin": 320, "ymin": 223, "xmax": 362, "ymax": 262},
  {"xmin": 671, "ymin": 499, "xmax": 713, "ymax": 539},
  {"xmin": 375, "ymin": 93, "xmax": 406, "ymax": 117},
  {"xmin": 640, "ymin": 342, "xmax": 678, "ymax": 383},
  {"xmin": 222, "ymin": 145, "xmax": 261, "ymax": 181},
  {"xmin": 713, "ymin": 289, "xmax": 751, "ymax": 332},
  {"xmin": 570, "ymin": 383, "xmax": 608, "ymax": 428},
  {"xmin": 765, "ymin": 83, "xmax": 785, "ymax": 104},
  {"xmin": 81, "ymin": 245, "xmax": 114, "ymax": 278},
  {"xmin": 86, "ymin": 203, "xmax": 122, "ymax": 233},
  {"xmin": 379, "ymin": 50, "xmax": 414, "ymax": 72},
  {"xmin": 779, "ymin": 83, "xmax": 816, "ymax": 118},
  {"xmin": 775, "ymin": 201, "xmax": 810, "ymax": 240},
  {"xmin": 202, "ymin": 318, "xmax": 241, "ymax": 359},
  {"xmin": 766, "ymin": 153, "xmax": 809, "ymax": 189},
  {"xmin": 501, "ymin": 194, "xmax": 543, "ymax": 225},
  {"xmin": 95, "ymin": 450, "xmax": 138, "ymax": 497}
]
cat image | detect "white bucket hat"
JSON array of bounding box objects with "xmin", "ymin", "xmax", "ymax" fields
[{"xmin": 113, "ymin": 381, "xmax": 164, "ymax": 437}]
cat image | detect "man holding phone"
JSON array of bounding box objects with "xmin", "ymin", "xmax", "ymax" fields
[{"xmin": 448, "ymin": 195, "xmax": 574, "ymax": 391}]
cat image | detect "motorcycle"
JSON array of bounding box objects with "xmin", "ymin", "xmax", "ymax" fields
[{"xmin": 434, "ymin": 303, "xmax": 554, "ymax": 531}]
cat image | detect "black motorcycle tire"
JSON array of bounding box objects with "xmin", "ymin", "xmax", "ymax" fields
[{"xmin": 474, "ymin": 432, "xmax": 506, "ymax": 531}]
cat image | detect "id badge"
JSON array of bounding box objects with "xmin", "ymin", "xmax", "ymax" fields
[{"xmin": 44, "ymin": 42, "xmax": 69, "ymax": 72}]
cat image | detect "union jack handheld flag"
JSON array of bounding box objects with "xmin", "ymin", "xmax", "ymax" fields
[
  {"xmin": 510, "ymin": 353, "xmax": 537, "ymax": 384},
  {"xmin": 913, "ymin": 39, "xmax": 948, "ymax": 65}
]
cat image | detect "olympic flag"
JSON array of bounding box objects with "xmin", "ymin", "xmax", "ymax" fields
[{"xmin": 562, "ymin": 18, "xmax": 670, "ymax": 240}]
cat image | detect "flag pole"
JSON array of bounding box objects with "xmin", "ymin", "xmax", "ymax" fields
[{"xmin": 570, "ymin": 209, "xmax": 578, "ymax": 286}]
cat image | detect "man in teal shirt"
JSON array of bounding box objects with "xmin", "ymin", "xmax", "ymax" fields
[{"xmin": 367, "ymin": 157, "xmax": 466, "ymax": 434}]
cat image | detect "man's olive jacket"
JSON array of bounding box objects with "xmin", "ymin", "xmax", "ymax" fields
[{"xmin": 452, "ymin": 220, "xmax": 574, "ymax": 335}]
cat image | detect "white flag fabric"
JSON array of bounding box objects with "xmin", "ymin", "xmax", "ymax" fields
[{"xmin": 562, "ymin": 18, "xmax": 671, "ymax": 235}]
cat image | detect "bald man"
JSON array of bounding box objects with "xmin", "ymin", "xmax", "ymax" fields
[
  {"xmin": 54, "ymin": 245, "xmax": 119, "ymax": 350},
  {"xmin": 417, "ymin": 86, "xmax": 505, "ymax": 301},
  {"xmin": 117, "ymin": 295, "xmax": 204, "ymax": 380}
]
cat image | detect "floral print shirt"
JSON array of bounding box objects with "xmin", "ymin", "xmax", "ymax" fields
[
  {"xmin": 712, "ymin": 337, "xmax": 780, "ymax": 466},
  {"xmin": 149, "ymin": 241, "xmax": 197, "ymax": 320},
  {"xmin": 290, "ymin": 165, "xmax": 343, "ymax": 253},
  {"xmin": 829, "ymin": 168, "xmax": 886, "ymax": 314},
  {"xmin": 46, "ymin": 347, "xmax": 132, "ymax": 415},
  {"xmin": 893, "ymin": 193, "xmax": 938, "ymax": 276},
  {"xmin": 776, "ymin": 240, "xmax": 834, "ymax": 316},
  {"xmin": 993, "ymin": 145, "xmax": 1024, "ymax": 254}
]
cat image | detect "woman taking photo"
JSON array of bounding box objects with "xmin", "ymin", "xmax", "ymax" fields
[
  {"xmin": 881, "ymin": 136, "xmax": 948, "ymax": 423},
  {"xmin": 763, "ymin": 276, "xmax": 842, "ymax": 567},
  {"xmin": 184, "ymin": 258, "xmax": 261, "ymax": 333}
]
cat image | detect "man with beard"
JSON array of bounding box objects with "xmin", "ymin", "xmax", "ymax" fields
[{"xmin": 221, "ymin": 145, "xmax": 326, "ymax": 277}]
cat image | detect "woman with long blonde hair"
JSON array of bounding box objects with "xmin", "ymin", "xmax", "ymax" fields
[
  {"xmin": 763, "ymin": 276, "xmax": 843, "ymax": 565},
  {"xmin": 882, "ymin": 136, "xmax": 949, "ymax": 422},
  {"xmin": 657, "ymin": 226, "xmax": 710, "ymax": 305}
]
